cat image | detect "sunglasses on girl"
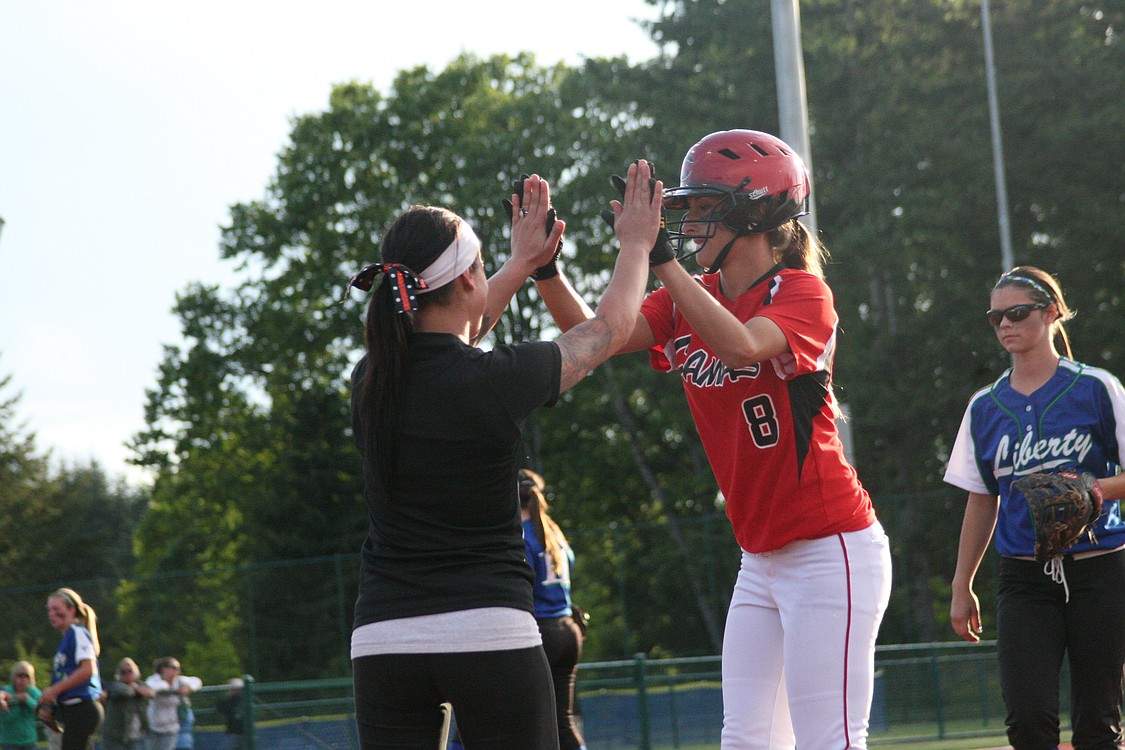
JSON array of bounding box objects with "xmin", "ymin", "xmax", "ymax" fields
[{"xmin": 986, "ymin": 302, "xmax": 1049, "ymax": 328}]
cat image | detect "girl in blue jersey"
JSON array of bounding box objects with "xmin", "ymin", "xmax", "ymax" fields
[
  {"xmin": 519, "ymin": 469, "xmax": 586, "ymax": 750},
  {"xmin": 946, "ymin": 266, "xmax": 1125, "ymax": 749},
  {"xmin": 450, "ymin": 470, "xmax": 589, "ymax": 750},
  {"xmin": 36, "ymin": 588, "xmax": 103, "ymax": 750}
]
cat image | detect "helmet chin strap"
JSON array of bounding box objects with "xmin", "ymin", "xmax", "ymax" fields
[
  {"xmin": 673, "ymin": 230, "xmax": 743, "ymax": 272},
  {"xmin": 704, "ymin": 190, "xmax": 758, "ymax": 273},
  {"xmin": 704, "ymin": 234, "xmax": 741, "ymax": 273}
]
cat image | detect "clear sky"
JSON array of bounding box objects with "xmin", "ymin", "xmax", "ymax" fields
[{"xmin": 0, "ymin": 0, "xmax": 661, "ymax": 484}]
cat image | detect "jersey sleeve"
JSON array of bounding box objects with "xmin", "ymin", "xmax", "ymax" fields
[
  {"xmin": 756, "ymin": 273, "xmax": 837, "ymax": 378},
  {"xmin": 486, "ymin": 340, "xmax": 562, "ymax": 418},
  {"xmin": 1094, "ymin": 369, "xmax": 1125, "ymax": 469},
  {"xmin": 640, "ymin": 285, "xmax": 676, "ymax": 372},
  {"xmin": 73, "ymin": 626, "xmax": 97, "ymax": 662},
  {"xmin": 944, "ymin": 402, "xmax": 992, "ymax": 494}
]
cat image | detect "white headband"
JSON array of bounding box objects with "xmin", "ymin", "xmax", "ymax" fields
[{"xmin": 418, "ymin": 219, "xmax": 480, "ymax": 292}]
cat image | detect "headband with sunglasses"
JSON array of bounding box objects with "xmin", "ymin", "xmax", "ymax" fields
[{"xmin": 986, "ymin": 302, "xmax": 1050, "ymax": 328}]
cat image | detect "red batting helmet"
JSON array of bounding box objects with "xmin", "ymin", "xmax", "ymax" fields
[{"xmin": 663, "ymin": 129, "xmax": 811, "ymax": 241}]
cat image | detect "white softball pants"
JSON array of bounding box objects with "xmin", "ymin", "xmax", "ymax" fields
[{"xmin": 720, "ymin": 521, "xmax": 892, "ymax": 750}]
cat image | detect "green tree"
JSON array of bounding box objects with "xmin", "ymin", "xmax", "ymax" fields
[
  {"xmin": 0, "ymin": 371, "xmax": 55, "ymax": 582},
  {"xmin": 631, "ymin": 0, "xmax": 1124, "ymax": 642},
  {"xmin": 126, "ymin": 53, "xmax": 685, "ymax": 676},
  {"xmin": 0, "ymin": 367, "xmax": 148, "ymax": 674},
  {"xmin": 123, "ymin": 0, "xmax": 1125, "ymax": 670}
]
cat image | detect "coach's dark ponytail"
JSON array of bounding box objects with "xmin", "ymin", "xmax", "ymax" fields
[{"xmin": 359, "ymin": 206, "xmax": 460, "ymax": 489}]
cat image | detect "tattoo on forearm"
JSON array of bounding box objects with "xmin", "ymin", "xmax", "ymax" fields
[{"xmin": 558, "ymin": 318, "xmax": 614, "ymax": 392}]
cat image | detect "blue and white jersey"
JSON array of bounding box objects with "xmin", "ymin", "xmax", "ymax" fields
[
  {"xmin": 522, "ymin": 519, "xmax": 573, "ymax": 619},
  {"xmin": 51, "ymin": 624, "xmax": 101, "ymax": 702},
  {"xmin": 945, "ymin": 358, "xmax": 1125, "ymax": 557}
]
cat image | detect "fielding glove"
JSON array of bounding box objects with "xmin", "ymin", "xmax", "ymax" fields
[{"xmin": 1012, "ymin": 469, "xmax": 1104, "ymax": 562}]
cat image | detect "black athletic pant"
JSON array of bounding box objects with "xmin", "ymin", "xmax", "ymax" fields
[
  {"xmin": 56, "ymin": 699, "xmax": 104, "ymax": 750},
  {"xmin": 353, "ymin": 647, "xmax": 559, "ymax": 750},
  {"xmin": 538, "ymin": 616, "xmax": 585, "ymax": 750},
  {"xmin": 997, "ymin": 552, "xmax": 1125, "ymax": 750}
]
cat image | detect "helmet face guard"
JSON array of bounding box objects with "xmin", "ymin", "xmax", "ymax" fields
[{"xmin": 662, "ymin": 130, "xmax": 811, "ymax": 264}]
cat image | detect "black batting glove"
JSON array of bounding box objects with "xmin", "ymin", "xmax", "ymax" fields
[
  {"xmin": 502, "ymin": 173, "xmax": 562, "ymax": 281},
  {"xmin": 600, "ymin": 162, "xmax": 677, "ymax": 267}
]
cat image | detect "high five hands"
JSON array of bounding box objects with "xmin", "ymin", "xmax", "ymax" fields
[
  {"xmin": 504, "ymin": 174, "xmax": 565, "ymax": 280},
  {"xmin": 602, "ymin": 160, "xmax": 677, "ymax": 266},
  {"xmin": 603, "ymin": 159, "xmax": 672, "ymax": 266},
  {"xmin": 504, "ymin": 160, "xmax": 671, "ymax": 281}
]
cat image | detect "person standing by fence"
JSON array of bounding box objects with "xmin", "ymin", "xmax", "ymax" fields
[
  {"xmin": 0, "ymin": 661, "xmax": 41, "ymax": 750},
  {"xmin": 215, "ymin": 678, "xmax": 245, "ymax": 750},
  {"xmin": 101, "ymin": 658, "xmax": 152, "ymax": 750},
  {"xmin": 144, "ymin": 658, "xmax": 201, "ymax": 750},
  {"xmin": 947, "ymin": 266, "xmax": 1125, "ymax": 749}
]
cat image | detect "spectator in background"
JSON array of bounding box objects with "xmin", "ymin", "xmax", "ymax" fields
[
  {"xmin": 37, "ymin": 588, "xmax": 103, "ymax": 750},
  {"xmin": 174, "ymin": 693, "xmax": 196, "ymax": 750},
  {"xmin": 0, "ymin": 661, "xmax": 41, "ymax": 750},
  {"xmin": 215, "ymin": 679, "xmax": 245, "ymax": 750},
  {"xmin": 101, "ymin": 658, "xmax": 152, "ymax": 750},
  {"xmin": 519, "ymin": 469, "xmax": 587, "ymax": 750},
  {"xmin": 144, "ymin": 658, "xmax": 201, "ymax": 750}
]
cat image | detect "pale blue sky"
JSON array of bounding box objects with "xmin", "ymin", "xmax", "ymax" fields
[{"xmin": 0, "ymin": 0, "xmax": 660, "ymax": 483}]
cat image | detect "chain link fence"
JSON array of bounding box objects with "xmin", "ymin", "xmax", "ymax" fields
[{"xmin": 135, "ymin": 642, "xmax": 1050, "ymax": 750}]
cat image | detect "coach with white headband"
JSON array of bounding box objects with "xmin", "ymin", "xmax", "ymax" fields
[{"xmin": 345, "ymin": 164, "xmax": 662, "ymax": 749}]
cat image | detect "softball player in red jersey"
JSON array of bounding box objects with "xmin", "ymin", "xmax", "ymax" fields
[{"xmin": 537, "ymin": 130, "xmax": 892, "ymax": 749}]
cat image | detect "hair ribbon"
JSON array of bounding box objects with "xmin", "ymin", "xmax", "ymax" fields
[{"xmin": 346, "ymin": 262, "xmax": 428, "ymax": 314}]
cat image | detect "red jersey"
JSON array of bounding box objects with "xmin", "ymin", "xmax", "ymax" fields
[{"xmin": 641, "ymin": 267, "xmax": 875, "ymax": 553}]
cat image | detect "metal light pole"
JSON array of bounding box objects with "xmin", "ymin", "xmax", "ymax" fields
[
  {"xmin": 771, "ymin": 0, "xmax": 818, "ymax": 237},
  {"xmin": 981, "ymin": 0, "xmax": 1014, "ymax": 272}
]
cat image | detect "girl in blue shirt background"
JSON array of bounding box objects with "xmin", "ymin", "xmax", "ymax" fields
[
  {"xmin": 520, "ymin": 469, "xmax": 587, "ymax": 750},
  {"xmin": 946, "ymin": 266, "xmax": 1125, "ymax": 749},
  {"xmin": 37, "ymin": 587, "xmax": 103, "ymax": 750}
]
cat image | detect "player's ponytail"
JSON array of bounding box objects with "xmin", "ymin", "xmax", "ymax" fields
[
  {"xmin": 519, "ymin": 469, "xmax": 569, "ymax": 579},
  {"xmin": 768, "ymin": 219, "xmax": 827, "ymax": 279},
  {"xmin": 50, "ymin": 587, "xmax": 100, "ymax": 656},
  {"xmin": 359, "ymin": 206, "xmax": 461, "ymax": 489}
]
